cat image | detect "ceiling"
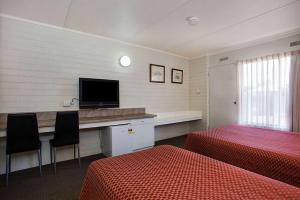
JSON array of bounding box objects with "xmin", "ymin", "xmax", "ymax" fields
[{"xmin": 1, "ymin": 0, "xmax": 300, "ymax": 58}]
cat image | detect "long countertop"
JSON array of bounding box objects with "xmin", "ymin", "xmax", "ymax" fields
[
  {"xmin": 0, "ymin": 108, "xmax": 153, "ymax": 130},
  {"xmin": 0, "ymin": 113, "xmax": 156, "ymax": 130},
  {"xmin": 0, "ymin": 109, "xmax": 202, "ymax": 137},
  {"xmin": 38, "ymin": 113, "xmax": 156, "ymax": 129},
  {"xmin": 0, "ymin": 113, "xmax": 156, "ymax": 137}
]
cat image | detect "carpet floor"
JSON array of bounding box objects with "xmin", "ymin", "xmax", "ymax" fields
[{"xmin": 0, "ymin": 135, "xmax": 186, "ymax": 200}]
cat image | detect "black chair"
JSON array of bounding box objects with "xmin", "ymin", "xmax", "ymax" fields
[
  {"xmin": 50, "ymin": 111, "xmax": 80, "ymax": 173},
  {"xmin": 6, "ymin": 113, "xmax": 42, "ymax": 185}
]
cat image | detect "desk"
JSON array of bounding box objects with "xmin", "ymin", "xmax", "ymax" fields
[
  {"xmin": 0, "ymin": 111, "xmax": 156, "ymax": 174},
  {"xmin": 0, "ymin": 111, "xmax": 202, "ymax": 137},
  {"xmin": 0, "ymin": 110, "xmax": 156, "ymax": 137},
  {"xmin": 0, "ymin": 110, "xmax": 201, "ymax": 174}
]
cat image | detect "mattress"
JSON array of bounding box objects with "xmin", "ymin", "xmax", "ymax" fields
[
  {"xmin": 185, "ymin": 125, "xmax": 300, "ymax": 187},
  {"xmin": 80, "ymin": 145, "xmax": 300, "ymax": 200}
]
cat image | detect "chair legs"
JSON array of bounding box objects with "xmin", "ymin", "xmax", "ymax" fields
[
  {"xmin": 9, "ymin": 155, "xmax": 11, "ymax": 173},
  {"xmin": 53, "ymin": 147, "xmax": 57, "ymax": 174},
  {"xmin": 50, "ymin": 145, "xmax": 57, "ymax": 174},
  {"xmin": 6, "ymin": 151, "xmax": 42, "ymax": 186},
  {"xmin": 50, "ymin": 144, "xmax": 80, "ymax": 174},
  {"xmin": 6, "ymin": 154, "xmax": 10, "ymax": 186},
  {"xmin": 74, "ymin": 144, "xmax": 76, "ymax": 160},
  {"xmin": 50, "ymin": 145, "xmax": 52, "ymax": 164},
  {"xmin": 38, "ymin": 149, "xmax": 42, "ymax": 176},
  {"xmin": 77, "ymin": 144, "xmax": 81, "ymax": 168}
]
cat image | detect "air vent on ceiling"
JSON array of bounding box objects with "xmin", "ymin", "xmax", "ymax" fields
[
  {"xmin": 219, "ymin": 57, "xmax": 229, "ymax": 62},
  {"xmin": 290, "ymin": 41, "xmax": 300, "ymax": 47}
]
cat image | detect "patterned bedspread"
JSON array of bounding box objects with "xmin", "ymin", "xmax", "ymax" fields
[
  {"xmin": 185, "ymin": 125, "xmax": 300, "ymax": 187},
  {"xmin": 80, "ymin": 145, "xmax": 300, "ymax": 200}
]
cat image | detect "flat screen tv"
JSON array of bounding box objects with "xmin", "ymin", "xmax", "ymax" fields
[{"xmin": 79, "ymin": 78, "xmax": 119, "ymax": 109}]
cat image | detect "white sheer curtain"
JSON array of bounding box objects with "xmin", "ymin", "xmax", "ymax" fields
[
  {"xmin": 238, "ymin": 53, "xmax": 292, "ymax": 130},
  {"xmin": 292, "ymin": 51, "xmax": 300, "ymax": 132}
]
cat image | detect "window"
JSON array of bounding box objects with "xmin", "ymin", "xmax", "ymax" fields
[{"xmin": 238, "ymin": 53, "xmax": 292, "ymax": 130}]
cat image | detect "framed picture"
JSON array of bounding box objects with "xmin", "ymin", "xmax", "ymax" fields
[
  {"xmin": 171, "ymin": 68, "xmax": 183, "ymax": 84},
  {"xmin": 149, "ymin": 64, "xmax": 165, "ymax": 83}
]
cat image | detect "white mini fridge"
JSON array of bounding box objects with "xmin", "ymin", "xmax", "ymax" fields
[{"xmin": 101, "ymin": 124, "xmax": 133, "ymax": 157}]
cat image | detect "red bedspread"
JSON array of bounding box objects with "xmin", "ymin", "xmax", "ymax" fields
[
  {"xmin": 80, "ymin": 145, "xmax": 300, "ymax": 200},
  {"xmin": 185, "ymin": 125, "xmax": 300, "ymax": 187}
]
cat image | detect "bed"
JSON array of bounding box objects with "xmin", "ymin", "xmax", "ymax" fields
[
  {"xmin": 185, "ymin": 124, "xmax": 300, "ymax": 187},
  {"xmin": 80, "ymin": 145, "xmax": 300, "ymax": 200}
]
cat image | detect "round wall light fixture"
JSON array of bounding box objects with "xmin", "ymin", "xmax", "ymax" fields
[{"xmin": 119, "ymin": 56, "xmax": 131, "ymax": 67}]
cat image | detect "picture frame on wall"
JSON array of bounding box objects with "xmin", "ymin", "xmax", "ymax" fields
[
  {"xmin": 149, "ymin": 64, "xmax": 165, "ymax": 83},
  {"xmin": 171, "ymin": 68, "xmax": 183, "ymax": 84}
]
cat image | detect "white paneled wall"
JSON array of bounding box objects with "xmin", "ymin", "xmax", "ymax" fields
[
  {"xmin": 188, "ymin": 34, "xmax": 300, "ymax": 132},
  {"xmin": 0, "ymin": 16, "xmax": 190, "ymax": 174},
  {"xmin": 189, "ymin": 57, "xmax": 209, "ymax": 131},
  {"xmin": 207, "ymin": 34, "xmax": 300, "ymax": 128},
  {"xmin": 0, "ymin": 16, "xmax": 189, "ymax": 113}
]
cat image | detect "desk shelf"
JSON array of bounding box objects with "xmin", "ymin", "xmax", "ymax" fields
[{"xmin": 154, "ymin": 111, "xmax": 202, "ymax": 126}]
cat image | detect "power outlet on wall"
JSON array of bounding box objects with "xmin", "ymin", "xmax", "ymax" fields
[{"xmin": 63, "ymin": 100, "xmax": 72, "ymax": 107}]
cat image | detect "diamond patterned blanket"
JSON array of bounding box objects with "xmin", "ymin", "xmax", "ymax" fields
[
  {"xmin": 185, "ymin": 125, "xmax": 300, "ymax": 187},
  {"xmin": 80, "ymin": 145, "xmax": 300, "ymax": 200}
]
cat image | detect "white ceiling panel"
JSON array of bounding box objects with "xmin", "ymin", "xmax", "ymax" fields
[
  {"xmin": 65, "ymin": 0, "xmax": 190, "ymax": 42},
  {"xmin": 0, "ymin": 0, "xmax": 299, "ymax": 58},
  {"xmin": 0, "ymin": 0, "xmax": 72, "ymax": 26},
  {"xmin": 132, "ymin": 0, "xmax": 297, "ymax": 52},
  {"xmin": 179, "ymin": 0, "xmax": 300, "ymax": 57}
]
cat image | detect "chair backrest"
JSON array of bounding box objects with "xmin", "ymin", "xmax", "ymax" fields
[
  {"xmin": 54, "ymin": 111, "xmax": 79, "ymax": 145},
  {"xmin": 6, "ymin": 113, "xmax": 40, "ymax": 154}
]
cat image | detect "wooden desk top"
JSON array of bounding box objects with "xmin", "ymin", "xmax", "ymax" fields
[{"xmin": 0, "ymin": 108, "xmax": 156, "ymax": 130}]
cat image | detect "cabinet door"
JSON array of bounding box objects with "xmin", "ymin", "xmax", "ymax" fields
[
  {"xmin": 131, "ymin": 122, "xmax": 154, "ymax": 150},
  {"xmin": 111, "ymin": 125, "xmax": 133, "ymax": 156}
]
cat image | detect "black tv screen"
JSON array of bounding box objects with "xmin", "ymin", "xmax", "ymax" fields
[{"xmin": 79, "ymin": 78, "xmax": 119, "ymax": 108}]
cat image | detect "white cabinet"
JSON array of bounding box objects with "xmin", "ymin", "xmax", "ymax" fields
[
  {"xmin": 101, "ymin": 118, "xmax": 155, "ymax": 157},
  {"xmin": 130, "ymin": 118, "xmax": 154, "ymax": 151},
  {"xmin": 102, "ymin": 124, "xmax": 133, "ymax": 157}
]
